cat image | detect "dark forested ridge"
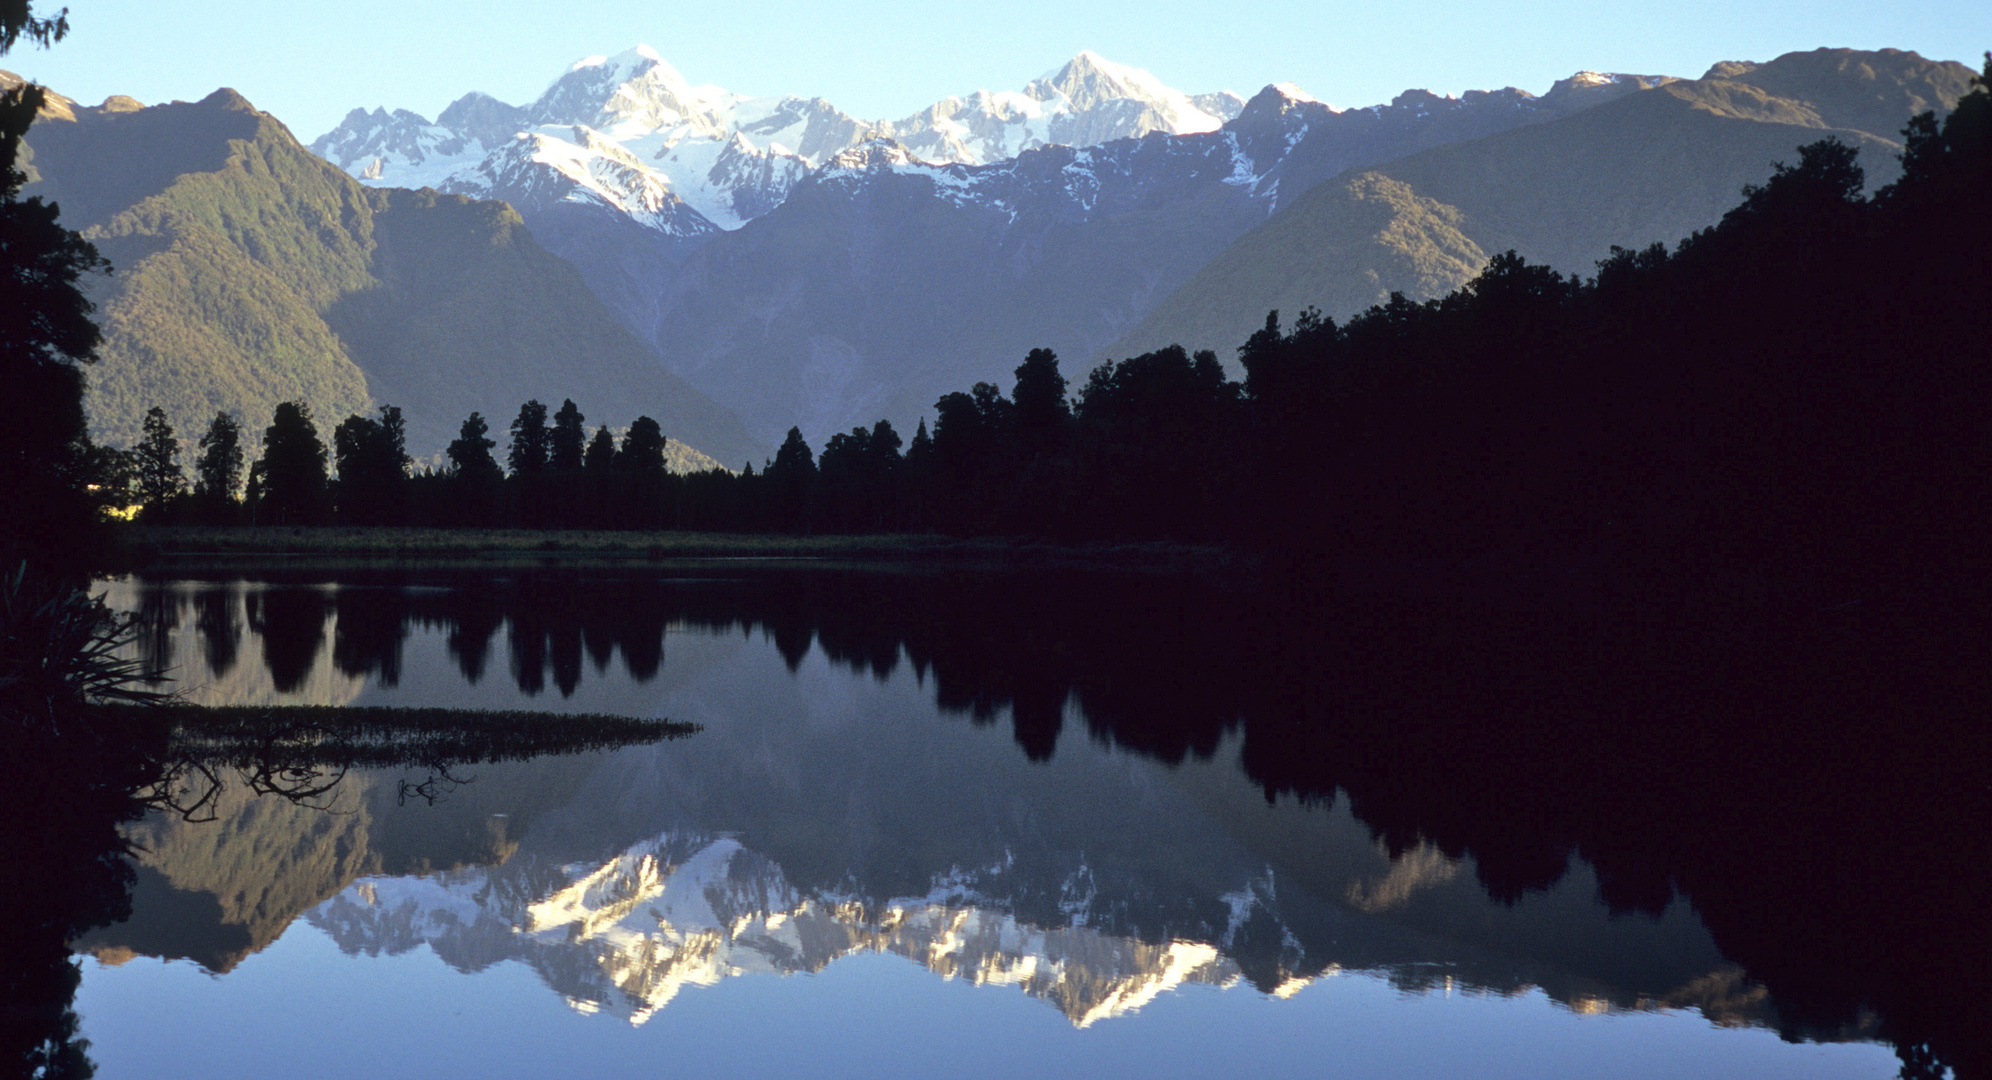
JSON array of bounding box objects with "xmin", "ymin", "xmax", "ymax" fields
[{"xmin": 1111, "ymin": 47, "xmax": 1978, "ymax": 364}]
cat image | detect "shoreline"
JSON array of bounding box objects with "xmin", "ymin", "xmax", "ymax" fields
[{"xmin": 124, "ymin": 525, "xmax": 1248, "ymax": 576}]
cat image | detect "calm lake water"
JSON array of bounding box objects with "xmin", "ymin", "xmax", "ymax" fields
[{"xmin": 62, "ymin": 565, "xmax": 1970, "ymax": 1078}]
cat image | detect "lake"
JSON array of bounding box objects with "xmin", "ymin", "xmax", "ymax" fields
[{"xmin": 45, "ymin": 564, "xmax": 1984, "ymax": 1078}]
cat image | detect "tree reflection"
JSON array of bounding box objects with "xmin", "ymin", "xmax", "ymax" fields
[
  {"xmin": 193, "ymin": 588, "xmax": 240, "ymax": 679},
  {"xmin": 331, "ymin": 589, "xmax": 407, "ymax": 687},
  {"xmin": 246, "ymin": 589, "xmax": 330, "ymax": 694},
  {"xmin": 2, "ymin": 692, "xmax": 691, "ymax": 1079},
  {"xmin": 0, "ymin": 714, "xmax": 162, "ymax": 1080},
  {"xmin": 113, "ymin": 566, "xmax": 1988, "ymax": 1077}
]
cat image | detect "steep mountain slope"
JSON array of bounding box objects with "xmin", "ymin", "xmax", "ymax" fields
[
  {"xmin": 636, "ymin": 72, "xmax": 1673, "ymax": 443},
  {"xmin": 18, "ymin": 84, "xmax": 761, "ymax": 464},
  {"xmin": 1109, "ymin": 48, "xmax": 1977, "ymax": 363}
]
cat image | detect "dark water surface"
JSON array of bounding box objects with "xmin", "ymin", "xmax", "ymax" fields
[{"xmin": 59, "ymin": 565, "xmax": 1986, "ymax": 1078}]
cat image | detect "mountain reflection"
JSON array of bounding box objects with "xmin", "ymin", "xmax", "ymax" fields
[
  {"xmin": 92, "ymin": 567, "xmax": 1988, "ymax": 1076},
  {"xmin": 309, "ymin": 835, "xmax": 1243, "ymax": 1028}
]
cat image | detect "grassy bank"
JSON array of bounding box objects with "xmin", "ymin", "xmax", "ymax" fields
[{"xmin": 126, "ymin": 525, "xmax": 1245, "ymax": 574}]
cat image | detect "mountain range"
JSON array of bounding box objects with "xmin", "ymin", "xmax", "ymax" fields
[
  {"xmin": 12, "ymin": 45, "xmax": 1979, "ymax": 461},
  {"xmin": 310, "ymin": 49, "xmax": 1245, "ymax": 230},
  {"xmin": 309, "ymin": 46, "xmax": 1973, "ymax": 447}
]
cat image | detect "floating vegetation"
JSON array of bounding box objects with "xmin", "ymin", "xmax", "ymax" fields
[{"xmin": 99, "ymin": 704, "xmax": 697, "ymax": 820}]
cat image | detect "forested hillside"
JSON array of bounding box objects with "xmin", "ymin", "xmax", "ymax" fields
[
  {"xmin": 1110, "ymin": 48, "xmax": 1977, "ymax": 364},
  {"xmin": 13, "ymin": 79, "xmax": 762, "ymax": 465}
]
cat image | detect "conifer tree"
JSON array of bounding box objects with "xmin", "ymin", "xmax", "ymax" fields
[
  {"xmin": 194, "ymin": 412, "xmax": 244, "ymax": 501},
  {"xmin": 550, "ymin": 399, "xmax": 587, "ymax": 471},
  {"xmin": 617, "ymin": 417, "xmax": 666, "ymax": 472},
  {"xmin": 447, "ymin": 412, "xmax": 502, "ymax": 486},
  {"xmin": 1011, "ymin": 348, "xmax": 1069, "ymax": 438},
  {"xmin": 258, "ymin": 401, "xmax": 327, "ymax": 525},
  {"xmin": 0, "ymin": 12, "xmax": 110, "ymax": 565},
  {"xmin": 131, "ymin": 406, "xmax": 185, "ymax": 510},
  {"xmin": 333, "ymin": 405, "xmax": 410, "ymax": 524},
  {"xmin": 508, "ymin": 400, "xmax": 550, "ymax": 474},
  {"xmin": 766, "ymin": 427, "xmax": 816, "ymax": 532},
  {"xmin": 584, "ymin": 425, "xmax": 617, "ymax": 471}
]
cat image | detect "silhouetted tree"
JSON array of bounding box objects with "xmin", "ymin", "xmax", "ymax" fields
[
  {"xmin": 902, "ymin": 418, "xmax": 935, "ymax": 530},
  {"xmin": 549, "ymin": 400, "xmax": 586, "ymax": 471},
  {"xmin": 0, "ymin": 48, "xmax": 110, "ymax": 568},
  {"xmin": 255, "ymin": 402, "xmax": 327, "ymax": 525},
  {"xmin": 332, "ymin": 405, "xmax": 410, "ymax": 525},
  {"xmin": 447, "ymin": 413, "xmax": 501, "ymax": 485},
  {"xmin": 1012, "ymin": 347, "xmax": 1069, "ymax": 439},
  {"xmin": 1075, "ymin": 346, "xmax": 1241, "ymax": 538},
  {"xmin": 820, "ymin": 421, "xmax": 903, "ymax": 532},
  {"xmin": 445, "ymin": 412, "xmax": 502, "ymax": 525},
  {"xmin": 765, "ymin": 427, "xmax": 816, "ymax": 532},
  {"xmin": 193, "ymin": 412, "xmax": 244, "ymax": 503},
  {"xmin": 583, "ymin": 425, "xmax": 617, "ymax": 471},
  {"xmin": 867, "ymin": 419, "xmax": 904, "ymax": 529},
  {"xmin": 507, "ymin": 399, "xmax": 550, "ymax": 475},
  {"xmin": 130, "ymin": 407, "xmax": 184, "ymax": 514},
  {"xmin": 617, "ymin": 416, "xmax": 666, "ymax": 472}
]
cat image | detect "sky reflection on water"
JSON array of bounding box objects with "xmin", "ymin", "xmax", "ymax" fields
[{"xmin": 71, "ymin": 571, "xmax": 1911, "ymax": 1078}]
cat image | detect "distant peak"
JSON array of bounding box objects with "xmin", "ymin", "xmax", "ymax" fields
[
  {"xmin": 1027, "ymin": 51, "xmax": 1181, "ymax": 110},
  {"xmin": 1543, "ymin": 70, "xmax": 1675, "ymax": 101},
  {"xmin": 446, "ymin": 90, "xmax": 510, "ymax": 107},
  {"xmin": 1234, "ymin": 82, "xmax": 1334, "ymax": 127},
  {"xmin": 824, "ymin": 137, "xmax": 923, "ymax": 172},
  {"xmin": 199, "ymin": 87, "xmax": 257, "ymax": 112},
  {"xmin": 1038, "ymin": 50, "xmax": 1145, "ymax": 85},
  {"xmin": 1702, "ymin": 59, "xmax": 1760, "ymax": 81},
  {"xmin": 573, "ymin": 44, "xmax": 672, "ymax": 76}
]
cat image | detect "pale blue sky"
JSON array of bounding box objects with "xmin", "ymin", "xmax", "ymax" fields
[{"xmin": 7, "ymin": 0, "xmax": 1988, "ymax": 142}]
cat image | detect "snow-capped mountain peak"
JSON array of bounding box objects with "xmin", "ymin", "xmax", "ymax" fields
[
  {"xmin": 1027, "ymin": 51, "xmax": 1174, "ymax": 111},
  {"xmin": 1022, "ymin": 50, "xmax": 1228, "ymax": 136},
  {"xmin": 524, "ymin": 43, "xmax": 735, "ymax": 138},
  {"xmin": 314, "ymin": 46, "xmax": 1255, "ymax": 230},
  {"xmin": 821, "ymin": 137, "xmax": 929, "ymax": 175},
  {"xmin": 1540, "ymin": 69, "xmax": 1676, "ymax": 108},
  {"xmin": 1266, "ymin": 82, "xmax": 1322, "ymax": 106}
]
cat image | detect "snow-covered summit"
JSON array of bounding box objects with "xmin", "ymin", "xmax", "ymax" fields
[
  {"xmin": 310, "ymin": 45, "xmax": 1248, "ymax": 234},
  {"xmin": 870, "ymin": 51, "xmax": 1241, "ymax": 167},
  {"xmin": 528, "ymin": 44, "xmax": 731, "ymax": 137},
  {"xmin": 1541, "ymin": 69, "xmax": 1676, "ymax": 106},
  {"xmin": 1265, "ymin": 82, "xmax": 1321, "ymax": 106},
  {"xmin": 1025, "ymin": 50, "xmax": 1216, "ymax": 126}
]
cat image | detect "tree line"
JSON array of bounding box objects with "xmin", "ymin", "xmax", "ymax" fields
[{"xmin": 102, "ymin": 401, "xmax": 714, "ymax": 530}]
